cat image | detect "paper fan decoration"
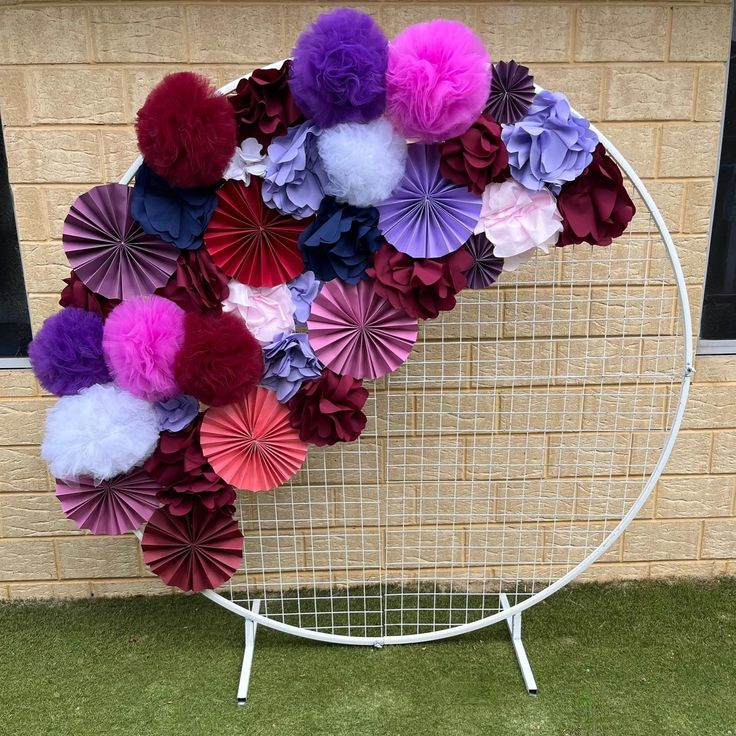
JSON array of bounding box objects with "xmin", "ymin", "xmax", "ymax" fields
[
  {"xmin": 55, "ymin": 467, "xmax": 161, "ymax": 536},
  {"xmin": 377, "ymin": 144, "xmax": 482, "ymax": 259},
  {"xmin": 63, "ymin": 183, "xmax": 180, "ymax": 300},
  {"xmin": 484, "ymin": 60, "xmax": 535, "ymax": 125},
  {"xmin": 308, "ymin": 278, "xmax": 418, "ymax": 380},
  {"xmin": 200, "ymin": 386, "xmax": 308, "ymax": 492},
  {"xmin": 141, "ymin": 505, "xmax": 243, "ymax": 592},
  {"xmin": 204, "ymin": 178, "xmax": 306, "ymax": 287},
  {"xmin": 462, "ymin": 233, "xmax": 504, "ymax": 289}
]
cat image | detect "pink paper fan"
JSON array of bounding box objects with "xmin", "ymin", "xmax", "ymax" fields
[
  {"xmin": 200, "ymin": 386, "xmax": 308, "ymax": 492},
  {"xmin": 307, "ymin": 278, "xmax": 418, "ymax": 380},
  {"xmin": 63, "ymin": 183, "xmax": 180, "ymax": 300},
  {"xmin": 55, "ymin": 468, "xmax": 161, "ymax": 535},
  {"xmin": 141, "ymin": 505, "xmax": 243, "ymax": 592}
]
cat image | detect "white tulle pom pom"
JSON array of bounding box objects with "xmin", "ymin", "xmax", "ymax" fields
[
  {"xmin": 41, "ymin": 383, "xmax": 160, "ymax": 482},
  {"xmin": 318, "ymin": 118, "xmax": 407, "ymax": 207}
]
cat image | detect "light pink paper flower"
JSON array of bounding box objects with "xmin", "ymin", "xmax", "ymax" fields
[{"xmin": 222, "ymin": 280, "xmax": 295, "ymax": 344}]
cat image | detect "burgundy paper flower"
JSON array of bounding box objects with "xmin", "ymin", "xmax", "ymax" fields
[
  {"xmin": 156, "ymin": 485, "xmax": 236, "ymax": 517},
  {"xmin": 228, "ymin": 61, "xmax": 304, "ymax": 147},
  {"xmin": 287, "ymin": 368, "xmax": 368, "ymax": 446},
  {"xmin": 557, "ymin": 143, "xmax": 636, "ymax": 247},
  {"xmin": 366, "ymin": 241, "xmax": 473, "ymax": 320},
  {"xmin": 59, "ymin": 271, "xmax": 119, "ymax": 318},
  {"xmin": 155, "ymin": 248, "xmax": 230, "ymax": 314},
  {"xmin": 439, "ymin": 115, "xmax": 509, "ymax": 195}
]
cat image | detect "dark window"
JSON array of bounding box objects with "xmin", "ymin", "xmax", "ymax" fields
[{"xmin": 0, "ymin": 116, "xmax": 32, "ymax": 360}]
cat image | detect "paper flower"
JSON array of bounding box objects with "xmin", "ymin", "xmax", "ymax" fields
[
  {"xmin": 155, "ymin": 248, "xmax": 230, "ymax": 314},
  {"xmin": 319, "ymin": 118, "xmax": 407, "ymax": 207},
  {"xmin": 131, "ymin": 162, "xmax": 217, "ymax": 251},
  {"xmin": 461, "ymin": 233, "xmax": 504, "ymax": 289},
  {"xmin": 223, "ymin": 138, "xmax": 269, "ymax": 185},
  {"xmin": 262, "ymin": 122, "xmax": 328, "ymax": 219},
  {"xmin": 287, "ymin": 271, "xmax": 322, "ymax": 324},
  {"xmin": 222, "ymin": 280, "xmax": 295, "ymax": 345},
  {"xmin": 154, "ymin": 394, "xmax": 200, "ymax": 433},
  {"xmin": 299, "ymin": 197, "xmax": 382, "ymax": 283},
  {"xmin": 484, "ymin": 60, "xmax": 535, "ymax": 125},
  {"xmin": 228, "ymin": 61, "xmax": 303, "ymax": 147},
  {"xmin": 557, "ymin": 143, "xmax": 636, "ymax": 247},
  {"xmin": 366, "ymin": 242, "xmax": 473, "ymax": 320},
  {"xmin": 29, "ymin": 308, "xmax": 110, "ymax": 396},
  {"xmin": 289, "ymin": 8, "xmax": 388, "ymax": 128},
  {"xmin": 156, "ymin": 484, "xmax": 236, "ymax": 517},
  {"xmin": 42, "ymin": 383, "xmax": 159, "ymax": 482},
  {"xmin": 439, "ymin": 115, "xmax": 509, "ymax": 195},
  {"xmin": 59, "ymin": 271, "xmax": 119, "ymax": 319},
  {"xmin": 385, "ymin": 20, "xmax": 490, "ymax": 143},
  {"xmin": 261, "ymin": 332, "xmax": 323, "ymax": 403},
  {"xmin": 502, "ymin": 90, "xmax": 598, "ymax": 191},
  {"xmin": 287, "ymin": 368, "xmax": 368, "ymax": 446}
]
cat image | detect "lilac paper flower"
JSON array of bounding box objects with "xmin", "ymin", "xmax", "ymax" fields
[
  {"xmin": 288, "ymin": 271, "xmax": 322, "ymax": 324},
  {"xmin": 261, "ymin": 332, "xmax": 323, "ymax": 402},
  {"xmin": 501, "ymin": 90, "xmax": 598, "ymax": 191},
  {"xmin": 154, "ymin": 394, "xmax": 200, "ymax": 432}
]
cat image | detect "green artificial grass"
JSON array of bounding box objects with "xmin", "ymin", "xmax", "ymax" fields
[{"xmin": 1, "ymin": 579, "xmax": 735, "ymax": 736}]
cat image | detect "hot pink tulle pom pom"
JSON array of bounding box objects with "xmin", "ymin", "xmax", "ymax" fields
[{"xmin": 385, "ymin": 20, "xmax": 491, "ymax": 143}]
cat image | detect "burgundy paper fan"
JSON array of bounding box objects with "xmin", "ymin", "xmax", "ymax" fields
[
  {"xmin": 484, "ymin": 60, "xmax": 535, "ymax": 125},
  {"xmin": 462, "ymin": 233, "xmax": 504, "ymax": 289},
  {"xmin": 55, "ymin": 468, "xmax": 161, "ymax": 536},
  {"xmin": 204, "ymin": 178, "xmax": 307, "ymax": 287},
  {"xmin": 63, "ymin": 183, "xmax": 180, "ymax": 300},
  {"xmin": 308, "ymin": 278, "xmax": 418, "ymax": 380},
  {"xmin": 141, "ymin": 505, "xmax": 243, "ymax": 592}
]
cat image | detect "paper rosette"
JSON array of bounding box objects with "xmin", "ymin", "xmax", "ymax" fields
[
  {"xmin": 462, "ymin": 233, "xmax": 504, "ymax": 290},
  {"xmin": 484, "ymin": 60, "xmax": 535, "ymax": 125},
  {"xmin": 200, "ymin": 386, "xmax": 308, "ymax": 492},
  {"xmin": 377, "ymin": 144, "xmax": 482, "ymax": 259},
  {"xmin": 55, "ymin": 468, "xmax": 161, "ymax": 536},
  {"xmin": 63, "ymin": 183, "xmax": 179, "ymax": 300},
  {"xmin": 141, "ymin": 505, "xmax": 243, "ymax": 592},
  {"xmin": 204, "ymin": 178, "xmax": 306, "ymax": 287},
  {"xmin": 308, "ymin": 279, "xmax": 418, "ymax": 380}
]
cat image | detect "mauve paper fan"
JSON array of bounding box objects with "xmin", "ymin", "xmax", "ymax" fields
[
  {"xmin": 200, "ymin": 385, "xmax": 308, "ymax": 492},
  {"xmin": 55, "ymin": 468, "xmax": 161, "ymax": 536},
  {"xmin": 377, "ymin": 144, "xmax": 482, "ymax": 259},
  {"xmin": 484, "ymin": 60, "xmax": 535, "ymax": 125},
  {"xmin": 204, "ymin": 178, "xmax": 306, "ymax": 287},
  {"xmin": 141, "ymin": 505, "xmax": 243, "ymax": 592},
  {"xmin": 308, "ymin": 278, "xmax": 418, "ymax": 380},
  {"xmin": 462, "ymin": 233, "xmax": 504, "ymax": 289},
  {"xmin": 63, "ymin": 183, "xmax": 179, "ymax": 300}
]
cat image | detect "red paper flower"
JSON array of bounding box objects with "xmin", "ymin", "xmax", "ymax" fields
[
  {"xmin": 59, "ymin": 271, "xmax": 119, "ymax": 318},
  {"xmin": 228, "ymin": 61, "xmax": 304, "ymax": 147},
  {"xmin": 155, "ymin": 248, "xmax": 230, "ymax": 314},
  {"xmin": 557, "ymin": 143, "xmax": 636, "ymax": 247},
  {"xmin": 287, "ymin": 369, "xmax": 368, "ymax": 446},
  {"xmin": 439, "ymin": 115, "xmax": 509, "ymax": 195},
  {"xmin": 157, "ymin": 485, "xmax": 236, "ymax": 517},
  {"xmin": 366, "ymin": 241, "xmax": 474, "ymax": 320}
]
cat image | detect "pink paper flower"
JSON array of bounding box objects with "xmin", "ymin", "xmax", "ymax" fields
[{"xmin": 221, "ymin": 280, "xmax": 295, "ymax": 345}]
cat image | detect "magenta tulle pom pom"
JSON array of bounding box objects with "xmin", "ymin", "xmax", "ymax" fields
[
  {"xmin": 103, "ymin": 296, "xmax": 186, "ymax": 401},
  {"xmin": 385, "ymin": 20, "xmax": 491, "ymax": 143}
]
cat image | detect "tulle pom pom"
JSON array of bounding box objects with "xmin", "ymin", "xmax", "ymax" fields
[
  {"xmin": 385, "ymin": 20, "xmax": 491, "ymax": 143},
  {"xmin": 41, "ymin": 383, "xmax": 160, "ymax": 482},
  {"xmin": 319, "ymin": 118, "xmax": 407, "ymax": 207},
  {"xmin": 135, "ymin": 72, "xmax": 237, "ymax": 188},
  {"xmin": 174, "ymin": 311, "xmax": 264, "ymax": 407},
  {"xmin": 29, "ymin": 308, "xmax": 110, "ymax": 396},
  {"xmin": 103, "ymin": 296, "xmax": 185, "ymax": 401}
]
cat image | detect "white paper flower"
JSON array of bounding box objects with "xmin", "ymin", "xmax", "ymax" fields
[
  {"xmin": 222, "ymin": 280, "xmax": 295, "ymax": 345},
  {"xmin": 223, "ymin": 138, "xmax": 269, "ymax": 185}
]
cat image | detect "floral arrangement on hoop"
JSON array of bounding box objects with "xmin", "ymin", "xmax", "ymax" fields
[{"xmin": 31, "ymin": 9, "xmax": 635, "ymax": 593}]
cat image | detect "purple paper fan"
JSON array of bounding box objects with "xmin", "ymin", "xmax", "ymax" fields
[
  {"xmin": 56, "ymin": 468, "xmax": 162, "ymax": 535},
  {"xmin": 462, "ymin": 233, "xmax": 504, "ymax": 289},
  {"xmin": 377, "ymin": 144, "xmax": 482, "ymax": 259},
  {"xmin": 484, "ymin": 60, "xmax": 535, "ymax": 125},
  {"xmin": 63, "ymin": 183, "xmax": 180, "ymax": 301}
]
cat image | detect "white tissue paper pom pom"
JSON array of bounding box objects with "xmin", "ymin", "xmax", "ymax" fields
[
  {"xmin": 41, "ymin": 383, "xmax": 160, "ymax": 482},
  {"xmin": 318, "ymin": 118, "xmax": 407, "ymax": 207}
]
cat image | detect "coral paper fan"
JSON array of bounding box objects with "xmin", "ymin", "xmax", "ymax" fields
[
  {"xmin": 141, "ymin": 505, "xmax": 243, "ymax": 592},
  {"xmin": 55, "ymin": 468, "xmax": 161, "ymax": 536},
  {"xmin": 308, "ymin": 278, "xmax": 418, "ymax": 380},
  {"xmin": 200, "ymin": 386, "xmax": 308, "ymax": 492},
  {"xmin": 461, "ymin": 233, "xmax": 504, "ymax": 290},
  {"xmin": 484, "ymin": 60, "xmax": 535, "ymax": 125},
  {"xmin": 205, "ymin": 179, "xmax": 306, "ymax": 287},
  {"xmin": 63, "ymin": 183, "xmax": 179, "ymax": 301}
]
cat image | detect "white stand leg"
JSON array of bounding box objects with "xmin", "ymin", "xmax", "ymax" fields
[
  {"xmin": 499, "ymin": 593, "xmax": 538, "ymax": 696},
  {"xmin": 236, "ymin": 599, "xmax": 261, "ymax": 705}
]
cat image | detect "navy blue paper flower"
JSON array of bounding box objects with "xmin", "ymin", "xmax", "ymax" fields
[
  {"xmin": 298, "ymin": 197, "xmax": 382, "ymax": 283},
  {"xmin": 131, "ymin": 162, "xmax": 217, "ymax": 250}
]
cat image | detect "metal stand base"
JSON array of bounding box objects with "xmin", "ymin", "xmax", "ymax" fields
[
  {"xmin": 499, "ymin": 593, "xmax": 538, "ymax": 696},
  {"xmin": 236, "ymin": 599, "xmax": 261, "ymax": 705}
]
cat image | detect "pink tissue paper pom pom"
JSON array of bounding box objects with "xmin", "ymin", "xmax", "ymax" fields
[{"xmin": 385, "ymin": 20, "xmax": 491, "ymax": 143}]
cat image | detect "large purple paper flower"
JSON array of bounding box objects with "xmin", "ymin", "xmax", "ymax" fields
[
  {"xmin": 287, "ymin": 271, "xmax": 322, "ymax": 324},
  {"xmin": 261, "ymin": 332, "xmax": 323, "ymax": 403},
  {"xmin": 501, "ymin": 90, "xmax": 598, "ymax": 191}
]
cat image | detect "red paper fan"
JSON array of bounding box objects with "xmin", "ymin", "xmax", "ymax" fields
[
  {"xmin": 204, "ymin": 178, "xmax": 306, "ymax": 287},
  {"xmin": 141, "ymin": 505, "xmax": 243, "ymax": 592},
  {"xmin": 200, "ymin": 385, "xmax": 308, "ymax": 492}
]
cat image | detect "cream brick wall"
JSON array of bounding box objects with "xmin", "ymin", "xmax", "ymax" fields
[{"xmin": 0, "ymin": 0, "xmax": 733, "ymax": 600}]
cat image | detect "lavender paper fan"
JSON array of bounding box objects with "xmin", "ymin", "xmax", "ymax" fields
[
  {"xmin": 462, "ymin": 233, "xmax": 504, "ymax": 289},
  {"xmin": 63, "ymin": 183, "xmax": 180, "ymax": 300},
  {"xmin": 484, "ymin": 60, "xmax": 535, "ymax": 125},
  {"xmin": 377, "ymin": 144, "xmax": 482, "ymax": 259}
]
